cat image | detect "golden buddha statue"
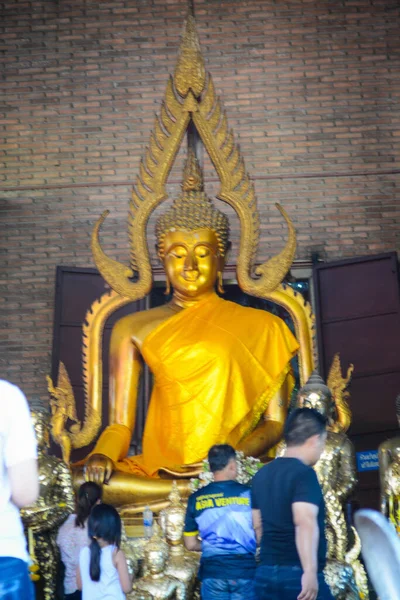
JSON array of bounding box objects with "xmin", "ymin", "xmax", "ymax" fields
[
  {"xmin": 49, "ymin": 12, "xmax": 316, "ymax": 511},
  {"xmin": 279, "ymin": 360, "xmax": 369, "ymax": 600},
  {"xmin": 131, "ymin": 523, "xmax": 186, "ymax": 600},
  {"xmin": 159, "ymin": 482, "xmax": 199, "ymax": 597},
  {"xmin": 83, "ymin": 150, "xmax": 299, "ymax": 491},
  {"xmin": 20, "ymin": 409, "xmax": 74, "ymax": 600},
  {"xmin": 379, "ymin": 394, "xmax": 400, "ymax": 534}
]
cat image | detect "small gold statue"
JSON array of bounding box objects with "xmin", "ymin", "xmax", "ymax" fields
[
  {"xmin": 159, "ymin": 482, "xmax": 199, "ymax": 597},
  {"xmin": 379, "ymin": 394, "xmax": 400, "ymax": 534},
  {"xmin": 131, "ymin": 523, "xmax": 186, "ymax": 600},
  {"xmin": 20, "ymin": 409, "xmax": 74, "ymax": 600}
]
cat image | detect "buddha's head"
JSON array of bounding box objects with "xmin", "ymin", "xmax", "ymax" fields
[
  {"xmin": 31, "ymin": 408, "xmax": 50, "ymax": 452},
  {"xmin": 296, "ymin": 371, "xmax": 336, "ymax": 424},
  {"xmin": 155, "ymin": 150, "xmax": 230, "ymax": 298},
  {"xmin": 144, "ymin": 522, "xmax": 169, "ymax": 576},
  {"xmin": 159, "ymin": 481, "xmax": 186, "ymax": 546}
]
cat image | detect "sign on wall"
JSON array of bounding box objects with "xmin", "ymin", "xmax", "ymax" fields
[{"xmin": 356, "ymin": 450, "xmax": 379, "ymax": 472}]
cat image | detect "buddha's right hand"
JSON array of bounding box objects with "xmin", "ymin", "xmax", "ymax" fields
[{"xmin": 84, "ymin": 453, "xmax": 114, "ymax": 485}]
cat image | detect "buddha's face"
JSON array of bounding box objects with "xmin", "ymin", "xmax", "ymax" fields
[
  {"xmin": 146, "ymin": 549, "xmax": 167, "ymax": 575},
  {"xmin": 162, "ymin": 229, "xmax": 222, "ymax": 298},
  {"xmin": 164, "ymin": 509, "xmax": 185, "ymax": 545}
]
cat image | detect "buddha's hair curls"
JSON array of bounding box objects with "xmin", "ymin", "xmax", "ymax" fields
[
  {"xmin": 155, "ymin": 191, "xmax": 230, "ymax": 259},
  {"xmin": 155, "ymin": 148, "xmax": 230, "ymax": 258}
]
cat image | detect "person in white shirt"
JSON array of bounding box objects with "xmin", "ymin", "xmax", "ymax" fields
[
  {"xmin": 57, "ymin": 482, "xmax": 102, "ymax": 600},
  {"xmin": 77, "ymin": 503, "xmax": 132, "ymax": 600},
  {"xmin": 0, "ymin": 380, "xmax": 38, "ymax": 600}
]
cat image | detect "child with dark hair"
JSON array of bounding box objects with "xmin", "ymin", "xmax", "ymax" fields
[
  {"xmin": 57, "ymin": 482, "xmax": 102, "ymax": 600},
  {"xmin": 77, "ymin": 503, "xmax": 132, "ymax": 599}
]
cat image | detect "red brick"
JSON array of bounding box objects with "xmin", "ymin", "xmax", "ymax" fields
[{"xmin": 1, "ymin": 0, "xmax": 400, "ymax": 398}]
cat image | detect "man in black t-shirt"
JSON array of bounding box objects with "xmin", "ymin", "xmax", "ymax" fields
[
  {"xmin": 184, "ymin": 444, "xmax": 257, "ymax": 600},
  {"xmin": 251, "ymin": 408, "xmax": 334, "ymax": 600}
]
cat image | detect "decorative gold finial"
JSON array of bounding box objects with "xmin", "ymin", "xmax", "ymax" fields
[
  {"xmin": 182, "ymin": 148, "xmax": 203, "ymax": 192},
  {"xmin": 327, "ymin": 353, "xmax": 354, "ymax": 433},
  {"xmin": 297, "ymin": 370, "xmax": 333, "ymax": 418},
  {"xmin": 174, "ymin": 14, "xmax": 205, "ymax": 98},
  {"xmin": 167, "ymin": 480, "xmax": 183, "ymax": 506},
  {"xmin": 300, "ymin": 370, "xmax": 332, "ymax": 400}
]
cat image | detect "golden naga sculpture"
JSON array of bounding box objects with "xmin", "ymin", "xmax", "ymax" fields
[
  {"xmin": 131, "ymin": 522, "xmax": 186, "ymax": 600},
  {"xmin": 20, "ymin": 409, "xmax": 74, "ymax": 600},
  {"xmin": 379, "ymin": 394, "xmax": 400, "ymax": 534},
  {"xmin": 47, "ymin": 362, "xmax": 81, "ymax": 465},
  {"xmin": 159, "ymin": 482, "xmax": 200, "ymax": 597},
  {"xmin": 49, "ymin": 11, "xmax": 316, "ymax": 510},
  {"xmin": 281, "ymin": 360, "xmax": 369, "ymax": 600}
]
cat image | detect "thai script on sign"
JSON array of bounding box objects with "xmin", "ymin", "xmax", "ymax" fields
[{"xmin": 356, "ymin": 450, "xmax": 379, "ymax": 472}]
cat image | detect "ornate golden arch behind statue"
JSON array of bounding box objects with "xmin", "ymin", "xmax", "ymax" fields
[{"xmin": 48, "ymin": 12, "xmax": 316, "ymax": 506}]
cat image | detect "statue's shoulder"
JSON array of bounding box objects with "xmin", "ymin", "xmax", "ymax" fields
[
  {"xmin": 379, "ymin": 436, "xmax": 400, "ymax": 452},
  {"xmin": 328, "ymin": 430, "xmax": 346, "ymax": 444},
  {"xmin": 220, "ymin": 297, "xmax": 282, "ymax": 324},
  {"xmin": 329, "ymin": 431, "xmax": 353, "ymax": 454},
  {"xmin": 112, "ymin": 304, "xmax": 174, "ymax": 329},
  {"xmin": 111, "ymin": 304, "xmax": 181, "ymax": 347}
]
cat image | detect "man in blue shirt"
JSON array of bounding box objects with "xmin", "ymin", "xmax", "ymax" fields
[
  {"xmin": 184, "ymin": 444, "xmax": 256, "ymax": 600},
  {"xmin": 252, "ymin": 408, "xmax": 334, "ymax": 600}
]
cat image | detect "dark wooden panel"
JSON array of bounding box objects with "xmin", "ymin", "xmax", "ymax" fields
[
  {"xmin": 350, "ymin": 428, "xmax": 399, "ymax": 511},
  {"xmin": 349, "ymin": 373, "xmax": 400, "ymax": 435},
  {"xmin": 321, "ymin": 313, "xmax": 400, "ymax": 377},
  {"xmin": 58, "ymin": 327, "xmax": 86, "ymax": 386},
  {"xmin": 316, "ymin": 253, "xmax": 398, "ymax": 323},
  {"xmin": 60, "ymin": 269, "xmax": 108, "ymax": 323},
  {"xmin": 355, "ymin": 487, "xmax": 380, "ymax": 511},
  {"xmin": 314, "ymin": 251, "xmax": 400, "ymax": 510}
]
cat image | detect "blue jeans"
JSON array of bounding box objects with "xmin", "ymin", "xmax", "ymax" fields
[
  {"xmin": 255, "ymin": 565, "xmax": 334, "ymax": 600},
  {"xmin": 0, "ymin": 557, "xmax": 35, "ymax": 600},
  {"xmin": 202, "ymin": 578, "xmax": 256, "ymax": 600}
]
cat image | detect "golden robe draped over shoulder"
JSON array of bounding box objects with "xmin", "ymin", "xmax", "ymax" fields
[{"xmin": 106, "ymin": 295, "xmax": 299, "ymax": 477}]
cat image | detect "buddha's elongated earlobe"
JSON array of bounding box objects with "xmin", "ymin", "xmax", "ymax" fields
[
  {"xmin": 165, "ymin": 275, "xmax": 171, "ymax": 296},
  {"xmin": 217, "ymin": 271, "xmax": 225, "ymax": 294}
]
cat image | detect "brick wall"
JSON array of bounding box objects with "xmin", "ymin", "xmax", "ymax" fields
[{"xmin": 1, "ymin": 0, "xmax": 400, "ymax": 400}]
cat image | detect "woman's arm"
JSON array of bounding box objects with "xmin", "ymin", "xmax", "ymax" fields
[
  {"xmin": 76, "ymin": 564, "xmax": 82, "ymax": 591},
  {"xmin": 114, "ymin": 549, "xmax": 133, "ymax": 594}
]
